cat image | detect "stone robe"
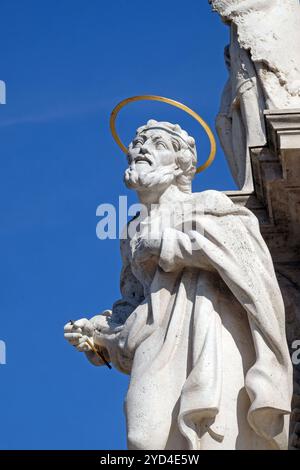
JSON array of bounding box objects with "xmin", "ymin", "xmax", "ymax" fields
[{"xmin": 96, "ymin": 190, "xmax": 292, "ymax": 450}]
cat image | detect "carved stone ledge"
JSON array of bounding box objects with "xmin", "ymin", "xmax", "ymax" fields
[
  {"xmin": 227, "ymin": 110, "xmax": 300, "ymax": 448},
  {"xmin": 248, "ymin": 110, "xmax": 300, "ymax": 256},
  {"xmin": 248, "ymin": 109, "xmax": 300, "ymax": 448},
  {"xmin": 265, "ymin": 109, "xmax": 300, "ymax": 186}
]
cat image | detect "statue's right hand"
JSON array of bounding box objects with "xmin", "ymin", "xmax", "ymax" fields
[{"xmin": 64, "ymin": 318, "xmax": 95, "ymax": 352}]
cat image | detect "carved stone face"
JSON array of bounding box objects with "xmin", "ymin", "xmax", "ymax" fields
[
  {"xmin": 124, "ymin": 128, "xmax": 179, "ymax": 192},
  {"xmin": 127, "ymin": 129, "xmax": 178, "ymax": 177}
]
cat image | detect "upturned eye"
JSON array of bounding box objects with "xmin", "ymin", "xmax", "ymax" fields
[
  {"xmin": 171, "ymin": 139, "xmax": 180, "ymax": 152},
  {"xmin": 133, "ymin": 139, "xmax": 144, "ymax": 148},
  {"xmin": 156, "ymin": 141, "xmax": 167, "ymax": 150}
]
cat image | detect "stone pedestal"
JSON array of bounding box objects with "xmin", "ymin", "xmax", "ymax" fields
[{"xmin": 227, "ymin": 109, "xmax": 300, "ymax": 449}]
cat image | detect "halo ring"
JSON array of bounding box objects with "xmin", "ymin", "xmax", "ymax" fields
[{"xmin": 110, "ymin": 95, "xmax": 216, "ymax": 174}]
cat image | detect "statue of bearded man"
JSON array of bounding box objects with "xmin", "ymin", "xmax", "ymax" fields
[{"xmin": 64, "ymin": 120, "xmax": 292, "ymax": 450}]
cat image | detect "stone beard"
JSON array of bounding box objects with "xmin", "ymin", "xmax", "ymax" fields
[
  {"xmin": 124, "ymin": 164, "xmax": 174, "ymax": 191},
  {"xmin": 64, "ymin": 121, "xmax": 292, "ymax": 450}
]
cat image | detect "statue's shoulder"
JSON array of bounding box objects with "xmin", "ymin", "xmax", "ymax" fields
[{"xmin": 192, "ymin": 190, "xmax": 234, "ymax": 214}]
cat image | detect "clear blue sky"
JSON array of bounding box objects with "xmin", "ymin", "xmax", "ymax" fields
[{"xmin": 0, "ymin": 0, "xmax": 235, "ymax": 449}]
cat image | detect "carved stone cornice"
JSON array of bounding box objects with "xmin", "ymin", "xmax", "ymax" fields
[{"xmin": 228, "ymin": 109, "xmax": 300, "ymax": 449}]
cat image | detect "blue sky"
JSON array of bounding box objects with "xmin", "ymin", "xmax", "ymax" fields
[{"xmin": 0, "ymin": 0, "xmax": 235, "ymax": 449}]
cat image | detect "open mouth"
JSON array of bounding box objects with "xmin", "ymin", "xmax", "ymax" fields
[{"xmin": 134, "ymin": 156, "xmax": 152, "ymax": 165}]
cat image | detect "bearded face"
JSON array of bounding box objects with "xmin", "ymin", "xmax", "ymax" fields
[{"xmin": 124, "ymin": 129, "xmax": 179, "ymax": 192}]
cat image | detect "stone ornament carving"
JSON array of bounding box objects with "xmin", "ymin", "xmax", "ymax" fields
[
  {"xmin": 209, "ymin": 0, "xmax": 300, "ymax": 191},
  {"xmin": 64, "ymin": 121, "xmax": 292, "ymax": 450}
]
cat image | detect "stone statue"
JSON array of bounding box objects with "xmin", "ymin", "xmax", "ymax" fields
[
  {"xmin": 64, "ymin": 120, "xmax": 292, "ymax": 449},
  {"xmin": 209, "ymin": 0, "xmax": 300, "ymax": 191}
]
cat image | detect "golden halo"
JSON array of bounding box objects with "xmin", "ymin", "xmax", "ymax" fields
[{"xmin": 110, "ymin": 95, "xmax": 216, "ymax": 174}]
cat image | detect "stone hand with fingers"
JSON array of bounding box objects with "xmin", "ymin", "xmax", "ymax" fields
[{"xmin": 64, "ymin": 313, "xmax": 112, "ymax": 369}]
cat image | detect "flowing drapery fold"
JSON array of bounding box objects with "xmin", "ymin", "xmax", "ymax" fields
[{"xmin": 100, "ymin": 191, "xmax": 292, "ymax": 449}]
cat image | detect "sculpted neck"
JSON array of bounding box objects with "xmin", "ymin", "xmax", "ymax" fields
[{"xmin": 137, "ymin": 184, "xmax": 191, "ymax": 209}]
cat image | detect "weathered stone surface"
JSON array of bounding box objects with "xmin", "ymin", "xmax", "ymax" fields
[
  {"xmin": 210, "ymin": 0, "xmax": 300, "ymax": 191},
  {"xmin": 227, "ymin": 109, "xmax": 300, "ymax": 449},
  {"xmin": 64, "ymin": 120, "xmax": 292, "ymax": 449}
]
